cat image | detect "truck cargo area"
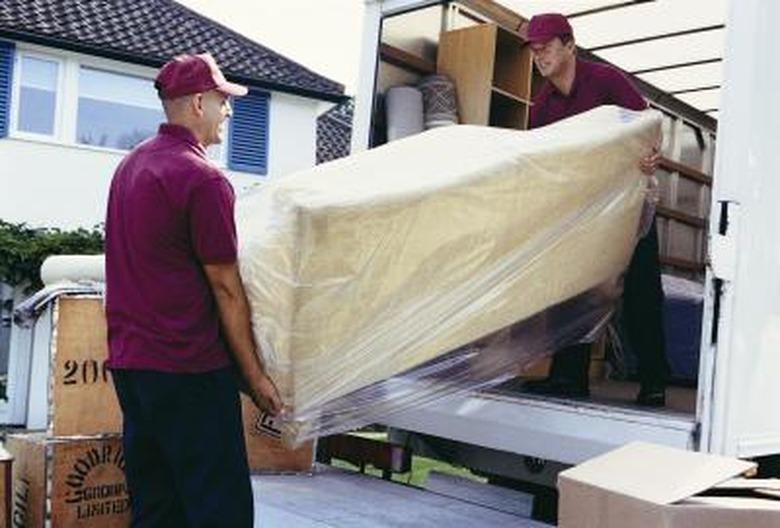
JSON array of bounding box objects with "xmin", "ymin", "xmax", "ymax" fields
[{"xmin": 353, "ymin": 0, "xmax": 717, "ymax": 474}]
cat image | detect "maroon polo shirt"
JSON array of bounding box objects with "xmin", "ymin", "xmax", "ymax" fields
[
  {"xmin": 105, "ymin": 124, "xmax": 236, "ymax": 373},
  {"xmin": 529, "ymin": 59, "xmax": 646, "ymax": 129}
]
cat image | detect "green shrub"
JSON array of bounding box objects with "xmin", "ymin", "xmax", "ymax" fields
[{"xmin": 0, "ymin": 220, "xmax": 104, "ymax": 292}]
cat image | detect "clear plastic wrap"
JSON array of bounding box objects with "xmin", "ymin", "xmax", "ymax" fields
[{"xmin": 236, "ymin": 106, "xmax": 662, "ymax": 446}]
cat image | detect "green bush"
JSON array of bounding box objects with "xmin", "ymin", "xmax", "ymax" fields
[{"xmin": 0, "ymin": 220, "xmax": 104, "ymax": 292}]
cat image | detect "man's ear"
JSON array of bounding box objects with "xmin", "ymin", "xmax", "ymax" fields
[{"xmin": 192, "ymin": 93, "xmax": 205, "ymax": 117}]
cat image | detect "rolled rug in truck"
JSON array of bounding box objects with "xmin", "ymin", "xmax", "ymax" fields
[{"xmin": 236, "ymin": 106, "xmax": 661, "ymax": 445}]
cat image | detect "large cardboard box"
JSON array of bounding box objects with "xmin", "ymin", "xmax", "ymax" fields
[
  {"xmin": 241, "ymin": 395, "xmax": 315, "ymax": 473},
  {"xmin": 0, "ymin": 445, "xmax": 11, "ymax": 528},
  {"xmin": 6, "ymin": 433, "xmax": 129, "ymax": 528},
  {"xmin": 51, "ymin": 297, "xmax": 122, "ymax": 436},
  {"xmin": 558, "ymin": 441, "xmax": 780, "ymax": 528}
]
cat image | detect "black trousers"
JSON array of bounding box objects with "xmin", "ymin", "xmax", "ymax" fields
[
  {"xmin": 551, "ymin": 217, "xmax": 670, "ymax": 388},
  {"xmin": 112, "ymin": 367, "xmax": 253, "ymax": 528}
]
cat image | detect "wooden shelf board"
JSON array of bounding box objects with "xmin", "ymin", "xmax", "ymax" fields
[
  {"xmin": 660, "ymin": 157, "xmax": 713, "ymax": 186},
  {"xmin": 491, "ymin": 85, "xmax": 531, "ymax": 105},
  {"xmin": 657, "ymin": 205, "xmax": 708, "ymax": 229},
  {"xmin": 380, "ymin": 43, "xmax": 436, "ymax": 75}
]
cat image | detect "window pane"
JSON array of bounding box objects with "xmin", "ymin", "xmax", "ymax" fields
[
  {"xmin": 77, "ymin": 67, "xmax": 163, "ymax": 150},
  {"xmin": 18, "ymin": 56, "xmax": 58, "ymax": 135}
]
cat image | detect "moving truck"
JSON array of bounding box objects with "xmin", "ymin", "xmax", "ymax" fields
[
  {"xmin": 5, "ymin": 0, "xmax": 777, "ymax": 509},
  {"xmin": 350, "ymin": 0, "xmax": 780, "ymax": 485}
]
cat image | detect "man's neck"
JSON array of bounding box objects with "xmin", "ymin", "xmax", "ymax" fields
[
  {"xmin": 549, "ymin": 57, "xmax": 577, "ymax": 96},
  {"xmin": 167, "ymin": 118, "xmax": 208, "ymax": 147}
]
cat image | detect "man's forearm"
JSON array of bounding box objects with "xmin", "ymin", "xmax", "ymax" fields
[
  {"xmin": 212, "ymin": 283, "xmax": 266, "ymax": 381},
  {"xmin": 203, "ymin": 261, "xmax": 268, "ymax": 383},
  {"xmin": 203, "ymin": 260, "xmax": 282, "ymax": 414}
]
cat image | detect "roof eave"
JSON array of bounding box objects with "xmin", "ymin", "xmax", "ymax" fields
[{"xmin": 0, "ymin": 29, "xmax": 347, "ymax": 104}]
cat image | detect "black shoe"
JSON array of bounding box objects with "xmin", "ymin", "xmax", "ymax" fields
[
  {"xmin": 636, "ymin": 386, "xmax": 666, "ymax": 407},
  {"xmin": 523, "ymin": 377, "xmax": 590, "ymax": 398}
]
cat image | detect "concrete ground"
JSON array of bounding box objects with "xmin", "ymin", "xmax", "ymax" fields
[{"xmin": 252, "ymin": 465, "xmax": 553, "ymax": 528}]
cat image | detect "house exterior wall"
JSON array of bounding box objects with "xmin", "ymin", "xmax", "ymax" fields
[
  {"xmin": 0, "ymin": 91, "xmax": 322, "ymax": 229},
  {"xmin": 267, "ymin": 92, "xmax": 321, "ymax": 178}
]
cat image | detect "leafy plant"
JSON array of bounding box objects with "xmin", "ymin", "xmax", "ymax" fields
[{"xmin": 0, "ymin": 220, "xmax": 104, "ymax": 292}]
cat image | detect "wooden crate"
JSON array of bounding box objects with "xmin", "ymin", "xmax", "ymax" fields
[
  {"xmin": 241, "ymin": 395, "xmax": 315, "ymax": 473},
  {"xmin": 0, "ymin": 445, "xmax": 11, "ymax": 528},
  {"xmin": 7, "ymin": 433, "xmax": 129, "ymax": 528},
  {"xmin": 51, "ymin": 297, "xmax": 122, "ymax": 437}
]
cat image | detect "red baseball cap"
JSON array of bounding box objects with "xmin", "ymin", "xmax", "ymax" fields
[
  {"xmin": 154, "ymin": 53, "xmax": 248, "ymax": 99},
  {"xmin": 527, "ymin": 13, "xmax": 573, "ymax": 44}
]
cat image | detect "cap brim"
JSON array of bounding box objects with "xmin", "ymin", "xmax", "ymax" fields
[{"xmin": 217, "ymin": 81, "xmax": 249, "ymax": 97}]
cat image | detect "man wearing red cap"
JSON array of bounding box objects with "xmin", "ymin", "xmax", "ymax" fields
[
  {"xmin": 522, "ymin": 14, "xmax": 670, "ymax": 407},
  {"xmin": 105, "ymin": 53, "xmax": 281, "ymax": 527}
]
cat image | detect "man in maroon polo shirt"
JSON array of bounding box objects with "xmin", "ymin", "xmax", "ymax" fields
[
  {"xmin": 522, "ymin": 14, "xmax": 670, "ymax": 407},
  {"xmin": 104, "ymin": 53, "xmax": 281, "ymax": 527}
]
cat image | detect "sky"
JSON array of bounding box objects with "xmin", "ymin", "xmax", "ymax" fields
[{"xmin": 176, "ymin": 0, "xmax": 366, "ymax": 95}]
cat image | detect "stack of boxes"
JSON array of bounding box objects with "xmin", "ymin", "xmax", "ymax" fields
[
  {"xmin": 0, "ymin": 446, "xmax": 11, "ymax": 527},
  {"xmin": 7, "ymin": 290, "xmax": 316, "ymax": 527},
  {"xmin": 6, "ymin": 295, "xmax": 128, "ymax": 527}
]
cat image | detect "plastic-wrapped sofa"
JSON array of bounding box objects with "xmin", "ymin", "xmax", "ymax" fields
[{"xmin": 237, "ymin": 106, "xmax": 661, "ymax": 444}]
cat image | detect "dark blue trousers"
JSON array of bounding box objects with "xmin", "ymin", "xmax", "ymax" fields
[{"xmin": 111, "ymin": 367, "xmax": 253, "ymax": 528}]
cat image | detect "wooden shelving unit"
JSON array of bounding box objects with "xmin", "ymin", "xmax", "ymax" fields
[
  {"xmin": 437, "ymin": 23, "xmax": 532, "ymax": 129},
  {"xmin": 493, "ymin": 27, "xmax": 532, "ymax": 100},
  {"xmin": 489, "ymin": 89, "xmax": 528, "ymax": 128}
]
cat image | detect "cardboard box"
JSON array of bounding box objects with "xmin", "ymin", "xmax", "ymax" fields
[
  {"xmin": 241, "ymin": 395, "xmax": 315, "ymax": 473},
  {"xmin": 0, "ymin": 445, "xmax": 11, "ymax": 528},
  {"xmin": 558, "ymin": 441, "xmax": 780, "ymax": 528},
  {"xmin": 6, "ymin": 433, "xmax": 129, "ymax": 528},
  {"xmin": 51, "ymin": 297, "xmax": 122, "ymax": 436}
]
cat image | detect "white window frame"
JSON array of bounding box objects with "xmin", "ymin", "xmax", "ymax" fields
[
  {"xmin": 9, "ymin": 49, "xmax": 65, "ymax": 140},
  {"xmin": 8, "ymin": 43, "xmax": 230, "ymax": 167}
]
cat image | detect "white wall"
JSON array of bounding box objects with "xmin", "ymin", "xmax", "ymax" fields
[
  {"xmin": 266, "ymin": 92, "xmax": 320, "ymax": 178},
  {"xmin": 0, "ymin": 91, "xmax": 322, "ymax": 229},
  {"xmin": 0, "ymin": 138, "xmax": 120, "ymax": 229}
]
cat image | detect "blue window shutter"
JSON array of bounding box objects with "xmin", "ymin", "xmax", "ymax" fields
[
  {"xmin": 228, "ymin": 90, "xmax": 269, "ymax": 175},
  {"xmin": 0, "ymin": 41, "xmax": 15, "ymax": 139}
]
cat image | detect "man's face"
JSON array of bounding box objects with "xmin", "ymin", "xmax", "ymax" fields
[
  {"xmin": 530, "ymin": 36, "xmax": 574, "ymax": 78},
  {"xmin": 198, "ymin": 90, "xmax": 232, "ymax": 147}
]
